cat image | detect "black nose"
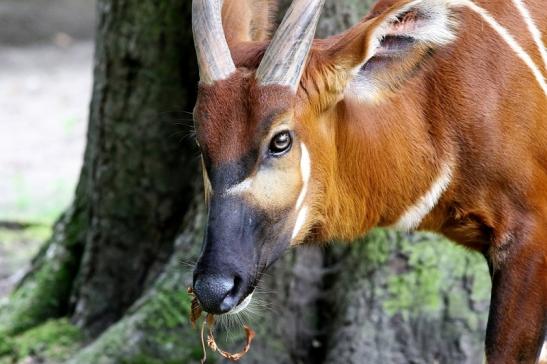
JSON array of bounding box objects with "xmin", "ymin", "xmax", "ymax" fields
[{"xmin": 193, "ymin": 273, "xmax": 245, "ymax": 314}]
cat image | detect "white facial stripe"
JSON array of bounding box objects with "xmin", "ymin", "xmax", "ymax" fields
[
  {"xmin": 295, "ymin": 143, "xmax": 311, "ymax": 210},
  {"xmin": 455, "ymin": 0, "xmax": 547, "ymax": 96},
  {"xmin": 511, "ymin": 0, "xmax": 547, "ymax": 70},
  {"xmin": 539, "ymin": 342, "xmax": 547, "ymax": 362},
  {"xmin": 292, "ymin": 206, "xmax": 309, "ymax": 240},
  {"xmin": 225, "ymin": 178, "xmax": 252, "ymax": 196},
  {"xmin": 224, "ymin": 143, "xmax": 312, "ymax": 241},
  {"xmin": 393, "ymin": 162, "xmax": 453, "ymax": 231}
]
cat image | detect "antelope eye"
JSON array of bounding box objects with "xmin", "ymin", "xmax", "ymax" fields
[{"xmin": 269, "ymin": 131, "xmax": 292, "ymax": 156}]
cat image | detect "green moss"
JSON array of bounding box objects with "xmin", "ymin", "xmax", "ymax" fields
[
  {"xmin": 382, "ymin": 233, "xmax": 490, "ymax": 319},
  {"xmin": 0, "ymin": 319, "xmax": 82, "ymax": 363},
  {"xmin": 384, "ymin": 268, "xmax": 442, "ymax": 317},
  {"xmin": 0, "ymin": 226, "xmax": 52, "ymax": 305},
  {"xmin": 0, "ymin": 206, "xmax": 85, "ymax": 336},
  {"xmin": 127, "ymin": 353, "xmax": 187, "ymax": 364},
  {"xmin": 360, "ymin": 229, "xmax": 393, "ymax": 268},
  {"xmin": 66, "ymin": 284, "xmax": 204, "ymax": 364},
  {"xmin": 0, "ymin": 335, "xmax": 14, "ymax": 357},
  {"xmin": 0, "ymin": 245, "xmax": 76, "ymax": 335}
]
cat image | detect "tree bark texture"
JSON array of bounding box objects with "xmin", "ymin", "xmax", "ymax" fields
[
  {"xmin": 322, "ymin": 232, "xmax": 490, "ymax": 364},
  {"xmin": 0, "ymin": 0, "xmax": 496, "ymax": 363},
  {"xmin": 71, "ymin": 0, "xmax": 200, "ymax": 336}
]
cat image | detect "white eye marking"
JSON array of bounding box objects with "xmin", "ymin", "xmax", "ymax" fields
[
  {"xmin": 225, "ymin": 178, "xmax": 253, "ymax": 196},
  {"xmin": 454, "ymin": 0, "xmax": 547, "ymax": 96},
  {"xmin": 392, "ymin": 162, "xmax": 453, "ymax": 231},
  {"xmin": 292, "ymin": 206, "xmax": 309, "ymax": 240},
  {"xmin": 511, "ymin": 0, "xmax": 547, "ymax": 70},
  {"xmin": 295, "ymin": 143, "xmax": 311, "ymax": 210}
]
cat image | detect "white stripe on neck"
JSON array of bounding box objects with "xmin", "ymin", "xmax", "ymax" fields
[
  {"xmin": 295, "ymin": 144, "xmax": 311, "ymax": 210},
  {"xmin": 292, "ymin": 143, "xmax": 312, "ymax": 241},
  {"xmin": 393, "ymin": 162, "xmax": 453, "ymax": 231},
  {"xmin": 292, "ymin": 206, "xmax": 309, "ymax": 240}
]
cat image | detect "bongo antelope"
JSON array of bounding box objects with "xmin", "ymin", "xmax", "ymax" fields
[{"xmin": 191, "ymin": 0, "xmax": 547, "ymax": 362}]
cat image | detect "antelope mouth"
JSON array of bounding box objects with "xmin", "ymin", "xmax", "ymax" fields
[{"xmin": 228, "ymin": 293, "xmax": 253, "ymax": 315}]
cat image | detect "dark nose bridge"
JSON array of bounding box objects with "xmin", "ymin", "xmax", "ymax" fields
[
  {"xmin": 199, "ymin": 196, "xmax": 255, "ymax": 271},
  {"xmin": 192, "ymin": 196, "xmax": 258, "ymax": 313}
]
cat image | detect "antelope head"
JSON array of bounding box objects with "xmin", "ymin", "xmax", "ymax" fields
[{"xmin": 191, "ymin": 0, "xmax": 459, "ymax": 314}]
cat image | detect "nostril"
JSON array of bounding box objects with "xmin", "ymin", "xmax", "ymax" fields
[
  {"xmin": 219, "ymin": 274, "xmax": 244, "ymax": 313},
  {"xmin": 228, "ymin": 275, "xmax": 242, "ymax": 298},
  {"xmin": 192, "ymin": 272, "xmax": 250, "ymax": 314},
  {"xmin": 193, "ymin": 274, "xmax": 236, "ymax": 314}
]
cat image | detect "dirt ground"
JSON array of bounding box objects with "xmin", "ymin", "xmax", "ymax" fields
[
  {"xmin": 0, "ymin": 40, "xmax": 92, "ymax": 297},
  {"xmin": 0, "ymin": 0, "xmax": 94, "ymax": 45},
  {"xmin": 0, "ymin": 41, "xmax": 92, "ymax": 223}
]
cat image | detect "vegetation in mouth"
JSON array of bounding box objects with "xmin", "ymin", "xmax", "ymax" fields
[{"xmin": 187, "ymin": 288, "xmax": 256, "ymax": 363}]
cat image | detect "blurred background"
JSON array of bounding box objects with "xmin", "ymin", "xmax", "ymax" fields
[
  {"xmin": 0, "ymin": 1, "xmax": 540, "ymax": 364},
  {"xmin": 0, "ymin": 0, "xmax": 94, "ymax": 297}
]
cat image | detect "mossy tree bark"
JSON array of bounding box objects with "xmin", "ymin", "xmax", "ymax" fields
[
  {"xmin": 0, "ymin": 0, "xmax": 494, "ymax": 363},
  {"xmin": 322, "ymin": 232, "xmax": 490, "ymax": 364},
  {"xmin": 69, "ymin": 0, "xmax": 200, "ymax": 336},
  {"xmin": 1, "ymin": 0, "xmax": 199, "ymax": 340}
]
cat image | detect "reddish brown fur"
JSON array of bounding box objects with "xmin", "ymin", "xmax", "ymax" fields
[
  {"xmin": 198, "ymin": 0, "xmax": 547, "ymax": 362},
  {"xmin": 195, "ymin": 74, "xmax": 293, "ymax": 165}
]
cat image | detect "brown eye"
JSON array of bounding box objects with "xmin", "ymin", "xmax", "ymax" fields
[{"xmin": 269, "ymin": 131, "xmax": 292, "ymax": 156}]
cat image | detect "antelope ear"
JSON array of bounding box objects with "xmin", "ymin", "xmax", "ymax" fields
[
  {"xmin": 328, "ymin": 0, "xmax": 460, "ymax": 103},
  {"xmin": 222, "ymin": 0, "xmax": 278, "ymax": 46}
]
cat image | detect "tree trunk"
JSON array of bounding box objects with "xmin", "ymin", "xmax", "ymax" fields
[
  {"xmin": 70, "ymin": 0, "xmax": 200, "ymax": 336},
  {"xmin": 0, "ymin": 0, "xmax": 495, "ymax": 363}
]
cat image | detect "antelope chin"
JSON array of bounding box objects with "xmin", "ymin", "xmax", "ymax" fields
[{"xmin": 228, "ymin": 293, "xmax": 253, "ymax": 315}]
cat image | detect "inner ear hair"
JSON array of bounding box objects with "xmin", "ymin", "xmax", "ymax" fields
[
  {"xmin": 222, "ymin": 0, "xmax": 279, "ymax": 46},
  {"xmin": 350, "ymin": 37, "xmax": 436, "ymax": 103},
  {"xmin": 376, "ymin": 1, "xmax": 459, "ymax": 47}
]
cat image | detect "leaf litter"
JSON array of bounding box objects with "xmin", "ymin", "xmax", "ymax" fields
[{"xmin": 188, "ymin": 287, "xmax": 256, "ymax": 363}]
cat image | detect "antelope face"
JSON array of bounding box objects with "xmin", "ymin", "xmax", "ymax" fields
[
  {"xmin": 190, "ymin": 0, "xmax": 323, "ymax": 315},
  {"xmin": 192, "ymin": 75, "xmax": 312, "ymax": 314}
]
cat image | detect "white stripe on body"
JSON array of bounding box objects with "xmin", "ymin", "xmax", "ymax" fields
[
  {"xmin": 392, "ymin": 162, "xmax": 454, "ymax": 231},
  {"xmin": 511, "ymin": 0, "xmax": 547, "ymax": 70},
  {"xmin": 454, "ymin": 0, "xmax": 547, "ymax": 96}
]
